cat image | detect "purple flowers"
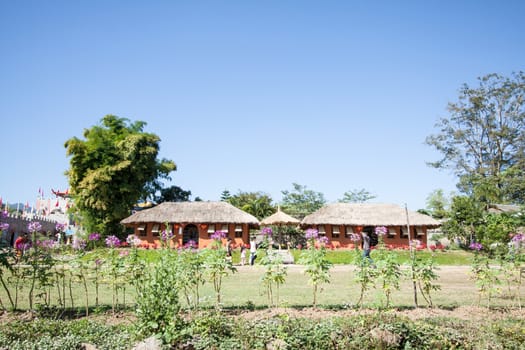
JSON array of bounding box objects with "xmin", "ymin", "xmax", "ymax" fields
[
  {"xmin": 89, "ymin": 232, "xmax": 101, "ymax": 241},
  {"xmin": 375, "ymin": 226, "xmax": 388, "ymax": 236},
  {"xmin": 184, "ymin": 240, "xmax": 198, "ymax": 249},
  {"xmin": 27, "ymin": 221, "xmax": 42, "ymax": 233},
  {"xmin": 318, "ymin": 236, "xmax": 330, "ymax": 246},
  {"xmin": 161, "ymin": 229, "xmax": 174, "ymax": 242},
  {"xmin": 261, "ymin": 227, "xmax": 273, "ymax": 236},
  {"xmin": 55, "ymin": 222, "xmax": 66, "ymax": 232},
  {"xmin": 72, "ymin": 237, "xmax": 87, "ymax": 250},
  {"xmin": 305, "ymin": 228, "xmax": 319, "ymax": 240},
  {"xmin": 469, "ymin": 242, "xmax": 483, "ymax": 251},
  {"xmin": 0, "ymin": 222, "xmax": 9, "ymax": 231},
  {"xmin": 126, "ymin": 234, "xmax": 142, "ymax": 247},
  {"xmin": 211, "ymin": 230, "xmax": 227, "ymax": 241},
  {"xmin": 39, "ymin": 239, "xmax": 57, "ymax": 250},
  {"xmin": 349, "ymin": 233, "xmax": 361, "ymax": 242},
  {"xmin": 105, "ymin": 235, "xmax": 121, "ymax": 248},
  {"xmin": 1, "ymin": 210, "xmax": 7, "ymax": 219},
  {"xmin": 511, "ymin": 233, "xmax": 524, "ymax": 243}
]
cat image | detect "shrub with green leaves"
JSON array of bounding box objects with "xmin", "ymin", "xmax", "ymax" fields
[
  {"xmin": 299, "ymin": 228, "xmax": 332, "ymax": 308},
  {"xmin": 133, "ymin": 233, "xmax": 184, "ymax": 344}
]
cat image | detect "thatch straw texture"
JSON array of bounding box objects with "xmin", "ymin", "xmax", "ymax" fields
[
  {"xmin": 301, "ymin": 203, "xmax": 441, "ymax": 227},
  {"xmin": 121, "ymin": 201, "xmax": 259, "ymax": 225},
  {"xmin": 260, "ymin": 208, "xmax": 300, "ymax": 225}
]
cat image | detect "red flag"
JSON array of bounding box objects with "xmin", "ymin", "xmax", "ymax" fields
[
  {"xmin": 55, "ymin": 200, "xmax": 59, "ymax": 207},
  {"xmin": 0, "ymin": 197, "xmax": 2, "ymax": 207}
]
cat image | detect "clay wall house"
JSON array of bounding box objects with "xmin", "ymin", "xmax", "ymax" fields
[
  {"xmin": 301, "ymin": 203, "xmax": 441, "ymax": 248},
  {"xmin": 120, "ymin": 201, "xmax": 259, "ymax": 249}
]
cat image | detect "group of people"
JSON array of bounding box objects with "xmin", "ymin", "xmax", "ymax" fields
[
  {"xmin": 225, "ymin": 237, "xmax": 258, "ymax": 266},
  {"xmin": 225, "ymin": 230, "xmax": 374, "ymax": 266}
]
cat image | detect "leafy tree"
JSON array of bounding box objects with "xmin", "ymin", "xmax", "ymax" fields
[
  {"xmin": 441, "ymin": 196, "xmax": 484, "ymax": 245},
  {"xmin": 220, "ymin": 190, "xmax": 232, "ymax": 202},
  {"xmin": 280, "ymin": 183, "xmax": 326, "ymax": 219},
  {"xmin": 64, "ymin": 115, "xmax": 176, "ymax": 235},
  {"xmin": 425, "ymin": 189, "xmax": 451, "ymax": 219},
  {"xmin": 156, "ymin": 185, "xmax": 192, "ymax": 203},
  {"xmin": 426, "ymin": 72, "xmax": 525, "ymax": 205},
  {"xmin": 339, "ymin": 188, "xmax": 376, "ymax": 203},
  {"xmin": 477, "ymin": 211, "xmax": 524, "ymax": 249},
  {"xmin": 225, "ymin": 191, "xmax": 275, "ymax": 220}
]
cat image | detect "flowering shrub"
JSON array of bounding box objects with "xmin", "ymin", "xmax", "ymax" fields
[
  {"xmin": 305, "ymin": 228, "xmax": 318, "ymax": 240},
  {"xmin": 349, "ymin": 233, "xmax": 361, "ymax": 243},
  {"xmin": 375, "ymin": 226, "xmax": 388, "ymax": 236},
  {"xmin": 184, "ymin": 240, "xmax": 198, "ymax": 249},
  {"xmin": 261, "ymin": 227, "xmax": 273, "ymax": 236},
  {"xmin": 105, "ymin": 235, "xmax": 121, "ymax": 248},
  {"xmin": 211, "ymin": 230, "xmax": 227, "ymax": 241},
  {"xmin": 72, "ymin": 236, "xmax": 87, "ymax": 250},
  {"xmin": 299, "ymin": 228, "xmax": 332, "ymax": 308},
  {"xmin": 126, "ymin": 234, "xmax": 142, "ymax": 247},
  {"xmin": 55, "ymin": 222, "xmax": 66, "ymax": 232},
  {"xmin": 469, "ymin": 241, "xmax": 500, "ymax": 307},
  {"xmin": 27, "ymin": 221, "xmax": 42, "ymax": 233},
  {"xmin": 469, "ymin": 242, "xmax": 483, "ymax": 251},
  {"xmin": 0, "ymin": 222, "xmax": 9, "ymax": 231},
  {"xmin": 160, "ymin": 229, "xmax": 174, "ymax": 243},
  {"xmin": 89, "ymin": 232, "xmax": 101, "ymax": 241}
]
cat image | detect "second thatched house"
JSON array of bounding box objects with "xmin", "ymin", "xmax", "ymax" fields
[
  {"xmin": 301, "ymin": 203, "xmax": 440, "ymax": 248},
  {"xmin": 120, "ymin": 201, "xmax": 259, "ymax": 248}
]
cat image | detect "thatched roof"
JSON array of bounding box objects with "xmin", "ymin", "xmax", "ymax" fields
[
  {"xmin": 260, "ymin": 208, "xmax": 300, "ymax": 226},
  {"xmin": 301, "ymin": 203, "xmax": 441, "ymax": 227},
  {"xmin": 121, "ymin": 201, "xmax": 259, "ymax": 225}
]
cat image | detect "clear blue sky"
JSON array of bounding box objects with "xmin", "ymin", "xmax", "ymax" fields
[{"xmin": 1, "ymin": 0, "xmax": 524, "ymax": 211}]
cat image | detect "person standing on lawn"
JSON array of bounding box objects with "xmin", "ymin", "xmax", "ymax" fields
[
  {"xmin": 361, "ymin": 229, "xmax": 372, "ymax": 262},
  {"xmin": 249, "ymin": 236, "xmax": 257, "ymax": 265}
]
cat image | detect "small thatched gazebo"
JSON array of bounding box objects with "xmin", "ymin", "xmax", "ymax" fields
[
  {"xmin": 121, "ymin": 201, "xmax": 259, "ymax": 248},
  {"xmin": 261, "ymin": 207, "xmax": 300, "ymax": 249},
  {"xmin": 301, "ymin": 203, "xmax": 441, "ymax": 248}
]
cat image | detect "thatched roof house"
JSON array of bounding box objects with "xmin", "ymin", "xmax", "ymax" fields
[
  {"xmin": 301, "ymin": 203, "xmax": 440, "ymax": 248},
  {"xmin": 121, "ymin": 201, "xmax": 259, "ymax": 248},
  {"xmin": 302, "ymin": 203, "xmax": 440, "ymax": 227},
  {"xmin": 121, "ymin": 201, "xmax": 259, "ymax": 225}
]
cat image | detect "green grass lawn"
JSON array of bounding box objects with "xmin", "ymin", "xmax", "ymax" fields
[{"xmin": 82, "ymin": 246, "xmax": 474, "ymax": 265}]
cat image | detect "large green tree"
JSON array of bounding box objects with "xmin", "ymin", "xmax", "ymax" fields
[
  {"xmin": 280, "ymin": 183, "xmax": 326, "ymax": 219},
  {"xmin": 224, "ymin": 190, "xmax": 275, "ymax": 220},
  {"xmin": 338, "ymin": 188, "xmax": 376, "ymax": 203},
  {"xmin": 155, "ymin": 185, "xmax": 192, "ymax": 203},
  {"xmin": 425, "ymin": 189, "xmax": 450, "ymax": 219},
  {"xmin": 65, "ymin": 115, "xmax": 176, "ymax": 235},
  {"xmin": 426, "ymin": 72, "xmax": 525, "ymax": 205}
]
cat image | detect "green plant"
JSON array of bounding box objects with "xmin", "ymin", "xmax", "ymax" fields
[
  {"xmin": 202, "ymin": 231, "xmax": 236, "ymax": 308},
  {"xmin": 354, "ymin": 252, "xmax": 377, "ymax": 307},
  {"xmin": 410, "ymin": 257, "xmax": 441, "ymax": 307},
  {"xmin": 299, "ymin": 229, "xmax": 332, "ymax": 308},
  {"xmin": 375, "ymin": 248, "xmax": 401, "ymax": 308},
  {"xmin": 469, "ymin": 243, "xmax": 501, "ymax": 307},
  {"xmin": 260, "ymin": 248, "xmax": 287, "ymax": 307},
  {"xmin": 174, "ymin": 241, "xmax": 204, "ymax": 310},
  {"xmin": 133, "ymin": 233, "xmax": 184, "ymax": 344}
]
